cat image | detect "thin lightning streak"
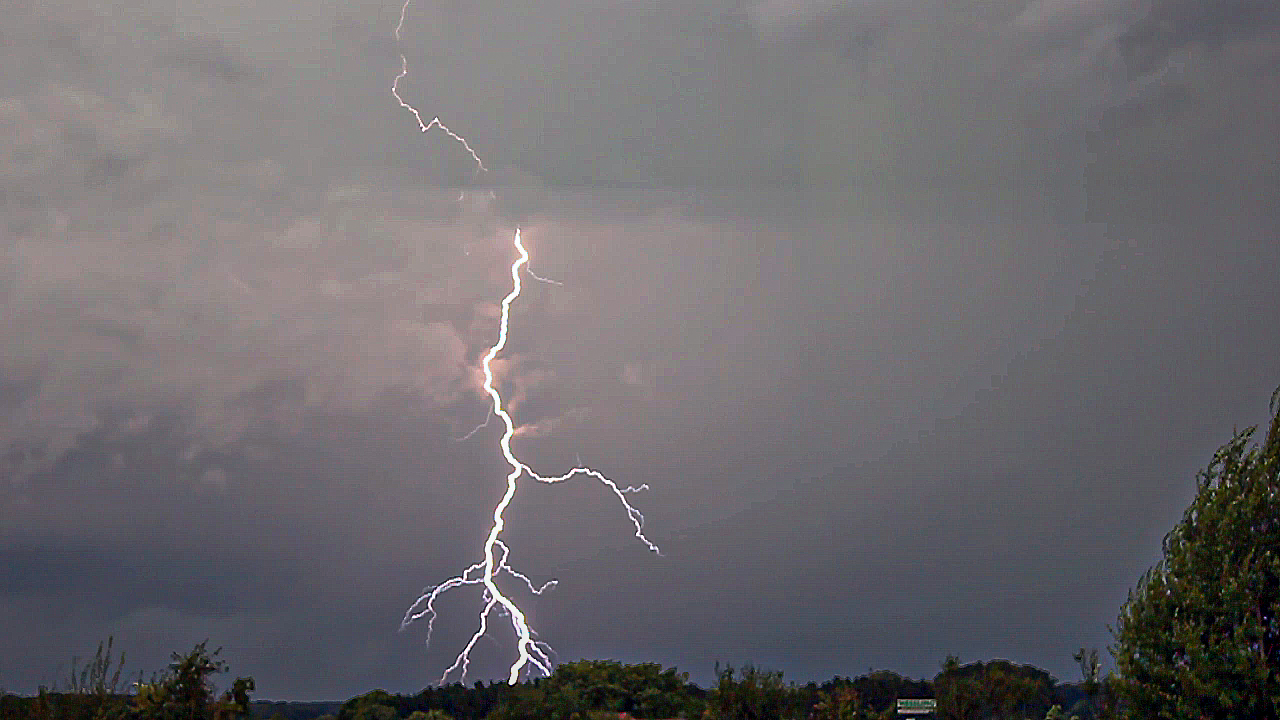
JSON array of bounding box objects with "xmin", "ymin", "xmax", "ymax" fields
[
  {"xmin": 521, "ymin": 463, "xmax": 659, "ymax": 553},
  {"xmin": 440, "ymin": 596, "xmax": 502, "ymax": 683},
  {"xmin": 392, "ymin": 0, "xmax": 486, "ymax": 171},
  {"xmin": 526, "ymin": 267, "xmax": 563, "ymax": 286},
  {"xmin": 453, "ymin": 409, "xmax": 492, "ymax": 442},
  {"xmin": 392, "ymin": 0, "xmax": 660, "ymax": 687}
]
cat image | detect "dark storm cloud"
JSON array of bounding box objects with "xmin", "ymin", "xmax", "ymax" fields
[
  {"xmin": 1118, "ymin": 0, "xmax": 1280, "ymax": 70},
  {"xmin": 0, "ymin": 543, "xmax": 302, "ymax": 619},
  {"xmin": 2, "ymin": 0, "xmax": 1278, "ymax": 700}
]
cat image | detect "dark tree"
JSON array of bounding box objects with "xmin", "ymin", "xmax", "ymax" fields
[
  {"xmin": 1111, "ymin": 388, "xmax": 1280, "ymax": 719},
  {"xmin": 933, "ymin": 656, "xmax": 1053, "ymax": 720},
  {"xmin": 135, "ymin": 642, "xmax": 255, "ymax": 720},
  {"xmin": 704, "ymin": 663, "xmax": 790, "ymax": 720}
]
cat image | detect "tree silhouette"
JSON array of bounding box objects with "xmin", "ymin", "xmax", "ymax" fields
[{"xmin": 1111, "ymin": 387, "xmax": 1280, "ymax": 719}]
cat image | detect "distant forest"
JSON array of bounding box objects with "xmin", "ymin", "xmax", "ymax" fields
[
  {"xmin": 1, "ymin": 648, "xmax": 1102, "ymax": 720},
  {"xmin": 246, "ymin": 657, "xmax": 1101, "ymax": 720}
]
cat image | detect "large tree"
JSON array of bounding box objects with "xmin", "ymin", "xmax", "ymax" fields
[{"xmin": 1111, "ymin": 388, "xmax": 1280, "ymax": 719}]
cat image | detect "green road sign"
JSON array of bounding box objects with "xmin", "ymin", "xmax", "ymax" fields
[{"xmin": 896, "ymin": 698, "xmax": 937, "ymax": 715}]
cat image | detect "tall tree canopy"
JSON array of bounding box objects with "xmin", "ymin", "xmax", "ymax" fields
[{"xmin": 1111, "ymin": 388, "xmax": 1280, "ymax": 719}]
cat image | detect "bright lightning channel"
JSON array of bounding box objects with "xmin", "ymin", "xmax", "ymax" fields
[{"xmin": 392, "ymin": 0, "xmax": 660, "ymax": 686}]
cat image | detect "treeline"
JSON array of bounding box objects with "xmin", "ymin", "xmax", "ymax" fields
[
  {"xmin": 334, "ymin": 661, "xmax": 704, "ymax": 720},
  {"xmin": 2, "ymin": 652, "xmax": 1103, "ymax": 720},
  {"xmin": 326, "ymin": 656, "xmax": 1106, "ymax": 720},
  {"xmin": 0, "ymin": 639, "xmax": 253, "ymax": 720}
]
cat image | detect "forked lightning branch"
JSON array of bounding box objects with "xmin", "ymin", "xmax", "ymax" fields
[{"xmin": 391, "ymin": 0, "xmax": 660, "ymax": 686}]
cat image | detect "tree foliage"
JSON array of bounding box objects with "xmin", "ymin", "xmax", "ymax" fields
[
  {"xmin": 482, "ymin": 660, "xmax": 704, "ymax": 720},
  {"xmin": 133, "ymin": 642, "xmax": 254, "ymax": 720},
  {"xmin": 0, "ymin": 640, "xmax": 253, "ymax": 720},
  {"xmin": 1111, "ymin": 388, "xmax": 1280, "ymax": 719},
  {"xmin": 933, "ymin": 656, "xmax": 1053, "ymax": 720},
  {"xmin": 791, "ymin": 671, "xmax": 929, "ymax": 720},
  {"xmin": 47, "ymin": 636, "xmax": 135, "ymax": 720},
  {"xmin": 66, "ymin": 638, "xmax": 131, "ymax": 698},
  {"xmin": 703, "ymin": 663, "xmax": 789, "ymax": 720}
]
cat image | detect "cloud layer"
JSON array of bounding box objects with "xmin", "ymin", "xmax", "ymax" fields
[{"xmin": 2, "ymin": 0, "xmax": 1278, "ymax": 699}]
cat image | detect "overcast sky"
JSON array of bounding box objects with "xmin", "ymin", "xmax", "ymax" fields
[{"xmin": 3, "ymin": 0, "xmax": 1279, "ymax": 701}]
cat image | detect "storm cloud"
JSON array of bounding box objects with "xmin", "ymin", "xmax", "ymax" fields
[{"xmin": 2, "ymin": 0, "xmax": 1278, "ymax": 700}]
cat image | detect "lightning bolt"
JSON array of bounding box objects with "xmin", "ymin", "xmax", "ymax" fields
[
  {"xmin": 392, "ymin": 0, "xmax": 660, "ymax": 686},
  {"xmin": 392, "ymin": 0, "xmax": 486, "ymax": 172}
]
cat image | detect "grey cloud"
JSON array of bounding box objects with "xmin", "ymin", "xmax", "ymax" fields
[
  {"xmin": 0, "ymin": 25, "xmax": 488, "ymax": 482},
  {"xmin": 746, "ymin": 0, "xmax": 861, "ymax": 39},
  {"xmin": 0, "ymin": 191, "xmax": 478, "ymax": 480},
  {"xmin": 2, "ymin": 0, "xmax": 1278, "ymax": 700},
  {"xmin": 163, "ymin": 37, "xmax": 262, "ymax": 85},
  {"xmin": 0, "ymin": 543, "xmax": 303, "ymax": 619},
  {"xmin": 1118, "ymin": 0, "xmax": 1280, "ymax": 70}
]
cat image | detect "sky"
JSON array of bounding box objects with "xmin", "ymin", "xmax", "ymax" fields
[{"xmin": 2, "ymin": 0, "xmax": 1279, "ymax": 701}]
